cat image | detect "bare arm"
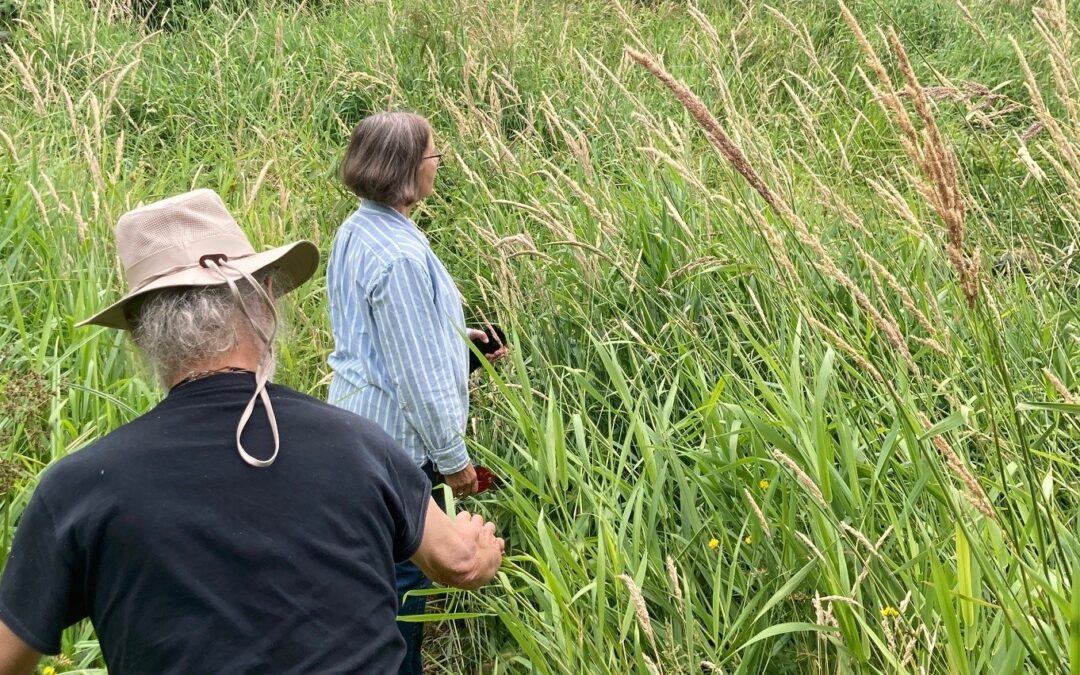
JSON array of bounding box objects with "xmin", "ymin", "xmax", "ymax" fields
[
  {"xmin": 410, "ymin": 498, "xmax": 504, "ymax": 590},
  {"xmin": 0, "ymin": 620, "xmax": 39, "ymax": 675}
]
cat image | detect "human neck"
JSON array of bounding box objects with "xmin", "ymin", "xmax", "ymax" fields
[
  {"xmin": 392, "ymin": 203, "xmax": 412, "ymax": 218},
  {"xmin": 167, "ymin": 347, "xmax": 262, "ymax": 389}
]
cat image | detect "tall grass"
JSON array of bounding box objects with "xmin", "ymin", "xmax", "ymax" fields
[{"xmin": 1, "ymin": 0, "xmax": 1077, "ymax": 672}]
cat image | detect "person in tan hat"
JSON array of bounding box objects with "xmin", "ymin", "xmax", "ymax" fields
[{"xmin": 0, "ymin": 189, "xmax": 504, "ymax": 674}]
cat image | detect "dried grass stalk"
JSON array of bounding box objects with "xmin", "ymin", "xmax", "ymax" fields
[
  {"xmin": 0, "ymin": 128, "xmax": 20, "ymax": 163},
  {"xmin": 5, "ymin": 46, "xmax": 47, "ymax": 115},
  {"xmin": 804, "ymin": 315, "xmax": 886, "ymax": 384},
  {"xmin": 618, "ymin": 574, "xmax": 660, "ymax": 661},
  {"xmin": 743, "ymin": 488, "xmax": 771, "ymax": 537},
  {"xmin": 917, "ymin": 413, "xmax": 996, "ymax": 521},
  {"xmin": 855, "ymin": 244, "xmax": 944, "ymax": 351},
  {"xmin": 665, "ymin": 556, "xmax": 683, "ymax": 604},
  {"xmin": 841, "ymin": 5, "xmax": 981, "ymax": 307},
  {"xmin": 626, "ymin": 46, "xmax": 918, "ymax": 374},
  {"xmin": 818, "ymin": 595, "xmax": 861, "ymax": 606},
  {"xmin": 624, "ymin": 48, "xmax": 786, "ymax": 218},
  {"xmin": 840, "ymin": 522, "xmax": 876, "ymax": 554},
  {"xmin": 955, "ymin": 1, "xmax": 988, "ymax": 42},
  {"xmin": 838, "ymin": 2, "xmax": 919, "ymax": 152},
  {"xmin": 851, "ymin": 525, "xmax": 894, "ymax": 594},
  {"xmin": 865, "ymin": 176, "xmax": 921, "ymax": 231},
  {"xmin": 747, "ymin": 208, "xmax": 800, "ymax": 284},
  {"xmin": 813, "ymin": 593, "xmax": 838, "ymax": 631},
  {"xmin": 771, "ymin": 449, "xmax": 828, "ymax": 510},
  {"xmin": 643, "ymin": 654, "xmax": 661, "ymax": 675},
  {"xmin": 1042, "ymin": 368, "xmax": 1077, "ymax": 404},
  {"xmin": 795, "ymin": 531, "xmax": 827, "ymax": 563},
  {"xmin": 26, "ymin": 182, "xmax": 49, "ymax": 226},
  {"xmin": 1022, "ymin": 121, "xmax": 1044, "ymax": 141},
  {"xmin": 887, "ymin": 28, "xmax": 979, "ymax": 307}
]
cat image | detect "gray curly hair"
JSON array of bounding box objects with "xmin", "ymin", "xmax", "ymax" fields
[{"xmin": 129, "ymin": 273, "xmax": 279, "ymax": 385}]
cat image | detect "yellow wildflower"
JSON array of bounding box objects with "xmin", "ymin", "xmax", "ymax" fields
[
  {"xmin": 881, "ymin": 606, "xmax": 900, "ymax": 619},
  {"xmin": 758, "ymin": 479, "xmax": 770, "ymax": 490},
  {"xmin": 43, "ymin": 667, "xmax": 57, "ymax": 675},
  {"xmin": 708, "ymin": 538, "xmax": 719, "ymax": 550},
  {"xmin": 743, "ymin": 535, "xmax": 752, "ymax": 545}
]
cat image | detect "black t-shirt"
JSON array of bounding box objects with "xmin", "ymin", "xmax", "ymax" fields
[{"xmin": 0, "ymin": 373, "xmax": 431, "ymax": 674}]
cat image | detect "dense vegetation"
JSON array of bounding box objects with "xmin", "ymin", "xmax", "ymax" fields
[{"xmin": 1, "ymin": 0, "xmax": 1078, "ymax": 672}]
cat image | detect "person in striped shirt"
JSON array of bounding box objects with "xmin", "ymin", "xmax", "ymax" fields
[{"xmin": 326, "ymin": 111, "xmax": 507, "ymax": 675}]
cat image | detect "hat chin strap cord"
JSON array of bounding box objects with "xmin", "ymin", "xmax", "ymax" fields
[{"xmin": 202, "ymin": 257, "xmax": 281, "ymax": 469}]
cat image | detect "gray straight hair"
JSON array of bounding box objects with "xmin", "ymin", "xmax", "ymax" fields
[
  {"xmin": 340, "ymin": 111, "xmax": 431, "ymax": 207},
  {"xmin": 130, "ymin": 273, "xmax": 279, "ymax": 387}
]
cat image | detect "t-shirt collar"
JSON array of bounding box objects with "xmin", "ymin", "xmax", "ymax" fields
[{"xmin": 165, "ymin": 370, "xmax": 259, "ymax": 401}]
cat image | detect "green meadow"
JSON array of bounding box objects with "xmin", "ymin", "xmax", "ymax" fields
[{"xmin": 1, "ymin": 0, "xmax": 1078, "ymax": 672}]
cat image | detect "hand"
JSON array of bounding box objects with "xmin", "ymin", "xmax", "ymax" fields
[
  {"xmin": 467, "ymin": 327, "xmax": 509, "ymax": 363},
  {"xmin": 455, "ymin": 511, "xmax": 505, "ymax": 583},
  {"xmin": 444, "ymin": 462, "xmax": 479, "ymax": 497}
]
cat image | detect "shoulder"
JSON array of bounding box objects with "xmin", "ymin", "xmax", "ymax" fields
[
  {"xmin": 341, "ymin": 210, "xmax": 422, "ymax": 251},
  {"xmin": 29, "ymin": 416, "xmax": 150, "ymax": 509},
  {"xmin": 269, "ymin": 385, "xmax": 401, "ymax": 451},
  {"xmin": 370, "ymin": 238, "xmax": 430, "ymax": 274},
  {"xmin": 53, "ymin": 411, "xmax": 150, "ymax": 467},
  {"xmin": 336, "ymin": 218, "xmax": 428, "ymax": 274},
  {"xmin": 357, "ymin": 249, "xmax": 437, "ymax": 305}
]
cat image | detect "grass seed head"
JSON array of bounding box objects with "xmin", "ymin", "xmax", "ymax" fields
[
  {"xmin": 1042, "ymin": 368, "xmax": 1077, "ymax": 404},
  {"xmin": 743, "ymin": 488, "xmax": 771, "ymax": 537},
  {"xmin": 771, "ymin": 449, "xmax": 827, "ymax": 510},
  {"xmin": 618, "ymin": 574, "xmax": 659, "ymax": 658},
  {"xmin": 918, "ymin": 413, "xmax": 996, "ymax": 521},
  {"xmin": 665, "ymin": 556, "xmax": 683, "ymax": 604}
]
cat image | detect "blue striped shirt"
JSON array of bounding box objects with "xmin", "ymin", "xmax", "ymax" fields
[{"xmin": 325, "ymin": 201, "xmax": 470, "ymax": 473}]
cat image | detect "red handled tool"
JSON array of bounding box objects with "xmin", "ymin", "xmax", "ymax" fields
[{"xmin": 474, "ymin": 465, "xmax": 503, "ymax": 493}]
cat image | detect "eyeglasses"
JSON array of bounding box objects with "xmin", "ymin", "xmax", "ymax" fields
[{"xmin": 422, "ymin": 153, "xmax": 443, "ymax": 161}]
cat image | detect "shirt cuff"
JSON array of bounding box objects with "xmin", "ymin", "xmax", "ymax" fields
[{"xmin": 431, "ymin": 440, "xmax": 469, "ymax": 475}]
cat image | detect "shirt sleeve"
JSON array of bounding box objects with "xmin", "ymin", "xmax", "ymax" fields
[
  {"xmin": 379, "ymin": 440, "xmax": 433, "ymax": 562},
  {"xmin": 0, "ymin": 487, "xmax": 84, "ymax": 655},
  {"xmin": 368, "ymin": 257, "xmax": 470, "ymax": 474}
]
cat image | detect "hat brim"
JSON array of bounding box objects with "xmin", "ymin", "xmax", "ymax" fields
[{"xmin": 78, "ymin": 240, "xmax": 320, "ymax": 331}]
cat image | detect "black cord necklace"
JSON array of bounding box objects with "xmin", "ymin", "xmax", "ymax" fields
[{"xmin": 171, "ymin": 366, "xmax": 255, "ymax": 391}]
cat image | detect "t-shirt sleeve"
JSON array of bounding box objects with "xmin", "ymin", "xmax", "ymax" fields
[
  {"xmin": 379, "ymin": 438, "xmax": 432, "ymax": 563},
  {"xmin": 0, "ymin": 487, "xmax": 84, "ymax": 655}
]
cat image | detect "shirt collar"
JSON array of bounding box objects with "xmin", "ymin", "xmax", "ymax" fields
[
  {"xmin": 357, "ymin": 200, "xmax": 428, "ymax": 241},
  {"xmin": 164, "ymin": 371, "xmax": 260, "ymax": 401}
]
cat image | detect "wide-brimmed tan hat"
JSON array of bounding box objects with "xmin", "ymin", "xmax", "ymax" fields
[
  {"xmin": 80, "ymin": 188, "xmax": 319, "ymax": 469},
  {"xmin": 79, "ymin": 188, "xmax": 319, "ymax": 330}
]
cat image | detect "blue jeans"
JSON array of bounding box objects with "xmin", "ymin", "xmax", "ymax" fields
[{"xmin": 396, "ymin": 462, "xmax": 442, "ymax": 675}]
